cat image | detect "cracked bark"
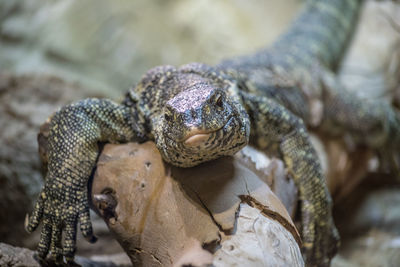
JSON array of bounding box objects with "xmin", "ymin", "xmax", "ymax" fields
[{"xmin": 238, "ymin": 195, "xmax": 301, "ymax": 247}]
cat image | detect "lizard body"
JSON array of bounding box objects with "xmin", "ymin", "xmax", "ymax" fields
[{"xmin": 26, "ymin": 0, "xmax": 400, "ymax": 266}]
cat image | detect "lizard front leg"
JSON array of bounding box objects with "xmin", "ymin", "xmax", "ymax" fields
[
  {"xmin": 241, "ymin": 92, "xmax": 339, "ymax": 266},
  {"xmin": 25, "ymin": 98, "xmax": 144, "ymax": 265}
]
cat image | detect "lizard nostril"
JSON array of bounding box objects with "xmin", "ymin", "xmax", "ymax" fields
[{"xmin": 164, "ymin": 113, "xmax": 172, "ymax": 122}]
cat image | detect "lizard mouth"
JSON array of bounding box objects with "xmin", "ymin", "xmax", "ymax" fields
[
  {"xmin": 183, "ymin": 128, "xmax": 213, "ymax": 146},
  {"xmin": 183, "ymin": 117, "xmax": 233, "ymax": 147},
  {"xmin": 184, "ymin": 132, "xmax": 212, "ymax": 146}
]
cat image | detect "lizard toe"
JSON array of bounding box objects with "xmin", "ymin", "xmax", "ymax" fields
[
  {"xmin": 63, "ymin": 219, "xmax": 78, "ymax": 260},
  {"xmin": 25, "ymin": 191, "xmax": 45, "ymax": 233},
  {"xmin": 36, "ymin": 219, "xmax": 52, "ymax": 262},
  {"xmin": 79, "ymin": 203, "xmax": 97, "ymax": 243},
  {"xmin": 50, "ymin": 223, "xmax": 64, "ymax": 264}
]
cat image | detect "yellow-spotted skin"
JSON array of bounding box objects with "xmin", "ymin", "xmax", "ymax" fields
[{"xmin": 27, "ymin": 0, "xmax": 400, "ymax": 266}]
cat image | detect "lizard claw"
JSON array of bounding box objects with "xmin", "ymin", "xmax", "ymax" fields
[
  {"xmin": 78, "ymin": 203, "xmax": 97, "ymax": 244},
  {"xmin": 33, "ymin": 252, "xmax": 49, "ymax": 266},
  {"xmin": 66, "ymin": 259, "xmax": 82, "ymax": 267}
]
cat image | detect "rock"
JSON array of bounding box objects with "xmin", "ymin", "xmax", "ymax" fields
[
  {"xmin": 91, "ymin": 142, "xmax": 303, "ymax": 267},
  {"xmin": 0, "ymin": 242, "xmax": 131, "ymax": 267},
  {"xmin": 332, "ymin": 173, "xmax": 400, "ymax": 267},
  {"xmin": 350, "ymin": 188, "xmax": 400, "ymax": 234},
  {"xmin": 331, "ymin": 228, "xmax": 400, "ymax": 267},
  {"xmin": 0, "ymin": 242, "xmax": 39, "ymax": 267}
]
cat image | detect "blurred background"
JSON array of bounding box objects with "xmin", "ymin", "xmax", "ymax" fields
[
  {"xmin": 0, "ymin": 0, "xmax": 399, "ymax": 266},
  {"xmin": 0, "ymin": 0, "xmax": 301, "ymax": 98}
]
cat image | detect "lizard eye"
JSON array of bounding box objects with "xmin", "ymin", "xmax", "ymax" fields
[
  {"xmin": 215, "ymin": 95, "xmax": 223, "ymax": 109},
  {"xmin": 164, "ymin": 113, "xmax": 172, "ymax": 122}
]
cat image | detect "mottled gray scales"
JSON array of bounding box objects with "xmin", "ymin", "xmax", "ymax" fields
[{"xmin": 26, "ymin": 0, "xmax": 400, "ymax": 267}]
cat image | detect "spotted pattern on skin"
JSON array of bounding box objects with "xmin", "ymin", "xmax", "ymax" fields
[{"xmin": 26, "ymin": 1, "xmax": 400, "ymax": 267}]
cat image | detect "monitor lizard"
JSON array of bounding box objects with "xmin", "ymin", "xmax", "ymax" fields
[{"xmin": 25, "ymin": 0, "xmax": 400, "ymax": 266}]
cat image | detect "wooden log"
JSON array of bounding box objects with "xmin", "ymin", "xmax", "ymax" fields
[{"xmin": 91, "ymin": 142, "xmax": 303, "ymax": 266}]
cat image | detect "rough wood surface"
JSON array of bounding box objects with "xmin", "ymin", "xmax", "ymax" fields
[{"xmin": 91, "ymin": 142, "xmax": 303, "ymax": 266}]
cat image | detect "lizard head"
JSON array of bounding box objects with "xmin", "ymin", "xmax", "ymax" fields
[{"xmin": 146, "ymin": 63, "xmax": 250, "ymax": 167}]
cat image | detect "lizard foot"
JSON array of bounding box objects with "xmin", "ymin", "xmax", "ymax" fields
[{"xmin": 25, "ymin": 180, "xmax": 97, "ymax": 265}]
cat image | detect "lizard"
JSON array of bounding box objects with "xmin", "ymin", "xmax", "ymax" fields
[{"xmin": 25, "ymin": 0, "xmax": 400, "ymax": 266}]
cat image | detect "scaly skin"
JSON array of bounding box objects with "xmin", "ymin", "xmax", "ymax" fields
[
  {"xmin": 26, "ymin": 0, "xmax": 400, "ymax": 266},
  {"xmin": 26, "ymin": 99, "xmax": 145, "ymax": 265}
]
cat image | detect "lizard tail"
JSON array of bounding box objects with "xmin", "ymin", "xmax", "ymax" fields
[
  {"xmin": 217, "ymin": 0, "xmax": 363, "ymax": 73},
  {"xmin": 272, "ymin": 0, "xmax": 363, "ymax": 70}
]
